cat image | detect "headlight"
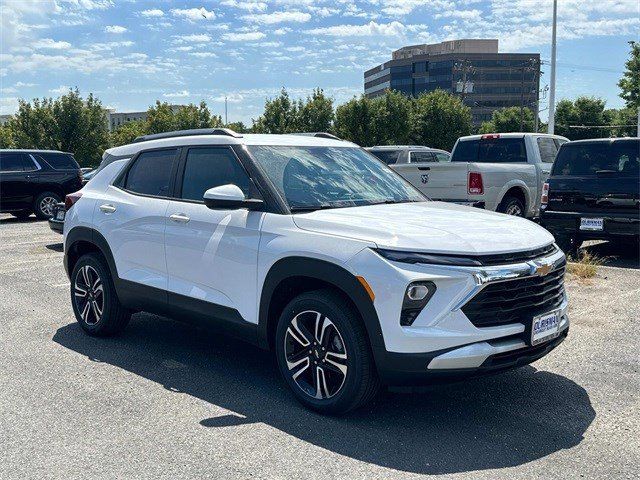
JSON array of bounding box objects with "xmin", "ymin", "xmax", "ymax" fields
[
  {"xmin": 401, "ymin": 281, "xmax": 436, "ymax": 326},
  {"xmin": 375, "ymin": 248, "xmax": 483, "ymax": 267}
]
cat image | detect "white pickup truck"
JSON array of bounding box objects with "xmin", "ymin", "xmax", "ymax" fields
[{"xmin": 390, "ymin": 133, "xmax": 569, "ymax": 218}]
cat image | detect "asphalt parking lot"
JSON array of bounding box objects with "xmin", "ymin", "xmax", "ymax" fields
[{"xmin": 1, "ymin": 214, "xmax": 638, "ymax": 479}]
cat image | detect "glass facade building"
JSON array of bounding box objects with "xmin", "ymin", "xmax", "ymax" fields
[{"xmin": 364, "ymin": 40, "xmax": 540, "ymax": 125}]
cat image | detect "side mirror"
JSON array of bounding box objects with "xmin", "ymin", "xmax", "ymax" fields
[{"xmin": 203, "ymin": 184, "xmax": 264, "ymax": 210}]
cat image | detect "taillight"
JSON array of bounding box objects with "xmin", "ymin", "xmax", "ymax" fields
[
  {"xmin": 541, "ymin": 182, "xmax": 549, "ymax": 207},
  {"xmin": 65, "ymin": 191, "xmax": 82, "ymax": 211},
  {"xmin": 481, "ymin": 134, "xmax": 500, "ymax": 140},
  {"xmin": 468, "ymin": 172, "xmax": 484, "ymax": 195}
]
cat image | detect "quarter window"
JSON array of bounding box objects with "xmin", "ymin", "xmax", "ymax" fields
[
  {"xmin": 537, "ymin": 137, "xmax": 558, "ymax": 163},
  {"xmin": 38, "ymin": 152, "xmax": 79, "ymax": 170},
  {"xmin": 180, "ymin": 148, "xmax": 251, "ymax": 201},
  {"xmin": 124, "ymin": 149, "xmax": 177, "ymax": 196}
]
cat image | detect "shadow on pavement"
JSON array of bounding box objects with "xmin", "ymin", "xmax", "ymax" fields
[
  {"xmin": 0, "ymin": 215, "xmax": 40, "ymax": 224},
  {"xmin": 53, "ymin": 314, "xmax": 595, "ymax": 475},
  {"xmin": 45, "ymin": 243, "xmax": 64, "ymax": 252},
  {"xmin": 580, "ymin": 240, "xmax": 639, "ymax": 269}
]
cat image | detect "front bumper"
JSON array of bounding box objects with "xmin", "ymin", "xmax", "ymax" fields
[{"xmin": 348, "ymin": 245, "xmax": 568, "ymax": 385}]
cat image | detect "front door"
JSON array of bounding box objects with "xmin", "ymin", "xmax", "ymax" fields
[
  {"xmin": 0, "ymin": 152, "xmax": 39, "ymax": 211},
  {"xmin": 164, "ymin": 146, "xmax": 263, "ymax": 325}
]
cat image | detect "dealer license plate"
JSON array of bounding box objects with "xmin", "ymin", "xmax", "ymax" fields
[
  {"xmin": 580, "ymin": 218, "xmax": 603, "ymax": 231},
  {"xmin": 55, "ymin": 210, "xmax": 65, "ymax": 221},
  {"xmin": 531, "ymin": 310, "xmax": 560, "ymax": 346}
]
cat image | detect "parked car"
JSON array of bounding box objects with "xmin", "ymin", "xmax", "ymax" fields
[
  {"xmin": 63, "ymin": 128, "xmax": 568, "ymax": 414},
  {"xmin": 0, "ymin": 149, "xmax": 83, "ymax": 219},
  {"xmin": 48, "ymin": 202, "xmax": 66, "ymax": 234},
  {"xmin": 540, "ymin": 137, "xmax": 639, "ymax": 254},
  {"xmin": 391, "ymin": 133, "xmax": 569, "ymax": 218},
  {"xmin": 366, "ymin": 145, "xmax": 450, "ymax": 165}
]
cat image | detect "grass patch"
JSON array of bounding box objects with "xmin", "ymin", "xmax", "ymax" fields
[{"xmin": 567, "ymin": 251, "xmax": 603, "ymax": 280}]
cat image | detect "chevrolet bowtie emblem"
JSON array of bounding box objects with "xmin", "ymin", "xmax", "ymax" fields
[{"xmin": 534, "ymin": 263, "xmax": 552, "ymax": 276}]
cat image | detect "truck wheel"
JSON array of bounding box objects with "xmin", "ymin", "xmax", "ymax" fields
[
  {"xmin": 71, "ymin": 253, "xmax": 131, "ymax": 336},
  {"xmin": 275, "ymin": 289, "xmax": 380, "ymax": 415},
  {"xmin": 499, "ymin": 195, "xmax": 525, "ymax": 217},
  {"xmin": 34, "ymin": 191, "xmax": 61, "ymax": 219}
]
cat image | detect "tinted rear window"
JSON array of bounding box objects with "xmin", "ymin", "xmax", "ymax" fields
[
  {"xmin": 37, "ymin": 153, "xmax": 79, "ymax": 170},
  {"xmin": 124, "ymin": 149, "xmax": 177, "ymax": 196},
  {"xmin": 369, "ymin": 150, "xmax": 400, "ymax": 165},
  {"xmin": 452, "ymin": 138, "xmax": 527, "ymax": 163},
  {"xmin": 552, "ymin": 141, "xmax": 640, "ymax": 177}
]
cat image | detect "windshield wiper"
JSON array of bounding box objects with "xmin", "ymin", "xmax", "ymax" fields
[{"xmin": 289, "ymin": 204, "xmax": 335, "ymax": 213}]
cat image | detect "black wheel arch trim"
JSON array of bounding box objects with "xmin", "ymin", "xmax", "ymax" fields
[
  {"xmin": 64, "ymin": 226, "xmax": 118, "ymax": 281},
  {"xmin": 257, "ymin": 256, "xmax": 385, "ymax": 351}
]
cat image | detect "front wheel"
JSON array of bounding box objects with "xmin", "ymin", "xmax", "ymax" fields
[
  {"xmin": 275, "ymin": 289, "xmax": 380, "ymax": 414},
  {"xmin": 498, "ymin": 195, "xmax": 525, "ymax": 217}
]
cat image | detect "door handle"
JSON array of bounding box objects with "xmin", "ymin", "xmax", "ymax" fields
[
  {"xmin": 169, "ymin": 213, "xmax": 190, "ymax": 223},
  {"xmin": 418, "ymin": 166, "xmax": 431, "ymax": 171},
  {"xmin": 99, "ymin": 204, "xmax": 116, "ymax": 213}
]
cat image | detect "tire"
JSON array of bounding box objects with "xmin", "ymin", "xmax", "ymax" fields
[
  {"xmin": 275, "ymin": 289, "xmax": 380, "ymax": 414},
  {"xmin": 71, "ymin": 253, "xmax": 130, "ymax": 337},
  {"xmin": 34, "ymin": 191, "xmax": 61, "ymax": 219},
  {"xmin": 11, "ymin": 210, "xmax": 32, "ymax": 220},
  {"xmin": 498, "ymin": 195, "xmax": 525, "ymax": 217}
]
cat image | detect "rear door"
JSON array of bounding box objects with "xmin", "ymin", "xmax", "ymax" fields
[
  {"xmin": 0, "ymin": 152, "xmax": 40, "ymax": 211},
  {"xmin": 548, "ymin": 140, "xmax": 640, "ymax": 215},
  {"xmin": 393, "ymin": 150, "xmax": 469, "ymax": 201}
]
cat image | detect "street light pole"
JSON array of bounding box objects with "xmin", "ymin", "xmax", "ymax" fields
[{"xmin": 547, "ymin": 0, "xmax": 558, "ymax": 134}]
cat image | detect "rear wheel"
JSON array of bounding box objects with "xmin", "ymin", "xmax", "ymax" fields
[
  {"xmin": 71, "ymin": 253, "xmax": 130, "ymax": 336},
  {"xmin": 275, "ymin": 289, "xmax": 380, "ymax": 414},
  {"xmin": 498, "ymin": 195, "xmax": 525, "ymax": 217},
  {"xmin": 11, "ymin": 210, "xmax": 32, "ymax": 220},
  {"xmin": 34, "ymin": 191, "xmax": 61, "ymax": 219}
]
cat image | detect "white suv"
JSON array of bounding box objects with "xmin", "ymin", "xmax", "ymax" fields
[{"xmin": 63, "ymin": 129, "xmax": 569, "ymax": 414}]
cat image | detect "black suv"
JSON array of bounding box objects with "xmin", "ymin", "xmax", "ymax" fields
[
  {"xmin": 540, "ymin": 138, "xmax": 640, "ymax": 253},
  {"xmin": 0, "ymin": 149, "xmax": 83, "ymax": 219}
]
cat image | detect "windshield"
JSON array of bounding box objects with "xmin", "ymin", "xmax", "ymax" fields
[{"xmin": 247, "ymin": 146, "xmax": 425, "ymax": 211}]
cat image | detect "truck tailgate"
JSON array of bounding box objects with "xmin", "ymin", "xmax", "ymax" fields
[
  {"xmin": 467, "ymin": 162, "xmax": 537, "ymax": 211},
  {"xmin": 392, "ymin": 162, "xmax": 469, "ymax": 202}
]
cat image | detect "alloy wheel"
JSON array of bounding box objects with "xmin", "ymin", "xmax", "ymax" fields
[
  {"xmin": 74, "ymin": 265, "xmax": 104, "ymax": 325},
  {"xmin": 40, "ymin": 196, "xmax": 58, "ymax": 216},
  {"xmin": 505, "ymin": 203, "xmax": 523, "ymax": 216},
  {"xmin": 284, "ymin": 310, "xmax": 348, "ymax": 400}
]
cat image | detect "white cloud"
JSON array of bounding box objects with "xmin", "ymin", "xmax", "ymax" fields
[
  {"xmin": 435, "ymin": 9, "xmax": 482, "ymax": 21},
  {"xmin": 221, "ymin": 0, "xmax": 267, "ymax": 12},
  {"xmin": 49, "ymin": 85, "xmax": 71, "ymax": 94},
  {"xmin": 222, "ymin": 31, "xmax": 266, "ymax": 41},
  {"xmin": 306, "ymin": 21, "xmax": 407, "ymax": 37},
  {"xmin": 242, "ymin": 11, "xmax": 311, "ymax": 24},
  {"xmin": 89, "ymin": 41, "xmax": 134, "ymax": 51},
  {"xmin": 163, "ymin": 90, "xmax": 190, "ymax": 98},
  {"xmin": 140, "ymin": 9, "xmax": 164, "ymax": 17},
  {"xmin": 189, "ymin": 52, "xmax": 218, "ymax": 58},
  {"xmin": 172, "ymin": 34, "xmax": 212, "ymax": 44},
  {"xmin": 104, "ymin": 25, "xmax": 127, "ymax": 34},
  {"xmin": 273, "ymin": 27, "xmax": 291, "ymax": 35},
  {"xmin": 32, "ymin": 38, "xmax": 71, "ymax": 49},
  {"xmin": 171, "ymin": 7, "xmax": 216, "ymax": 21},
  {"xmin": 15, "ymin": 81, "xmax": 36, "ymax": 87}
]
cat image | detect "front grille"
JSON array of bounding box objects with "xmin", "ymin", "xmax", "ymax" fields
[
  {"xmin": 472, "ymin": 244, "xmax": 557, "ymax": 266},
  {"xmin": 462, "ymin": 260, "xmax": 566, "ymax": 328}
]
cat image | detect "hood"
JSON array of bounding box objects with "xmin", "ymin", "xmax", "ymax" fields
[{"xmin": 292, "ymin": 201, "xmax": 554, "ymax": 255}]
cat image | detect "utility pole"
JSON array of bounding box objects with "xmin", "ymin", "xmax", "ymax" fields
[
  {"xmin": 454, "ymin": 60, "xmax": 475, "ymax": 103},
  {"xmin": 224, "ymin": 96, "xmax": 228, "ymax": 126},
  {"xmin": 547, "ymin": 0, "xmax": 558, "ymax": 134}
]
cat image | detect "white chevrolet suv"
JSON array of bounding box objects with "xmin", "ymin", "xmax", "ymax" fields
[{"xmin": 63, "ymin": 129, "xmax": 569, "ymax": 414}]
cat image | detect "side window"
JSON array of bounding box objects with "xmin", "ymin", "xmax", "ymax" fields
[
  {"xmin": 38, "ymin": 153, "xmax": 79, "ymax": 170},
  {"xmin": 410, "ymin": 151, "xmax": 435, "ymax": 163},
  {"xmin": 180, "ymin": 147, "xmax": 251, "ymax": 202},
  {"xmin": 0, "ymin": 153, "xmax": 30, "ymax": 172},
  {"xmin": 124, "ymin": 149, "xmax": 177, "ymax": 196},
  {"xmin": 369, "ymin": 150, "xmax": 399, "ymax": 165},
  {"xmin": 537, "ymin": 137, "xmax": 558, "ymax": 163},
  {"xmin": 434, "ymin": 152, "xmax": 450, "ymax": 162}
]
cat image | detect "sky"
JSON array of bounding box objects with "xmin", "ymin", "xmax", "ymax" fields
[{"xmin": 1, "ymin": 0, "xmax": 638, "ymax": 125}]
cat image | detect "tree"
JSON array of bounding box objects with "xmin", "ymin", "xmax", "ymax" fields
[
  {"xmin": 298, "ymin": 88, "xmax": 334, "ymax": 132},
  {"xmin": 0, "ymin": 123, "xmax": 15, "ymax": 148},
  {"xmin": 334, "ymin": 96, "xmax": 377, "ymax": 146},
  {"xmin": 174, "ymin": 101, "xmax": 222, "ymax": 130},
  {"xmin": 618, "ymin": 41, "xmax": 639, "ymax": 109},
  {"xmin": 370, "ymin": 90, "xmax": 413, "ymax": 145},
  {"xmin": 555, "ymin": 96, "xmax": 608, "ymax": 140},
  {"xmin": 251, "ymin": 88, "xmax": 301, "ymax": 133},
  {"xmin": 146, "ymin": 101, "xmax": 177, "ymax": 134},
  {"xmin": 7, "ymin": 89, "xmax": 109, "ymax": 166},
  {"xmin": 225, "ymin": 121, "xmax": 248, "ymax": 133},
  {"xmin": 111, "ymin": 120, "xmax": 147, "ymax": 147},
  {"xmin": 410, "ymin": 89, "xmax": 472, "ymax": 151},
  {"xmin": 604, "ymin": 107, "xmax": 638, "ymax": 137},
  {"xmin": 478, "ymin": 106, "xmax": 535, "ymax": 134}
]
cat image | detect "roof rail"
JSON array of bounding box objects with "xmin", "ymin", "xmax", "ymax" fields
[
  {"xmin": 291, "ymin": 132, "xmax": 341, "ymax": 141},
  {"xmin": 132, "ymin": 128, "xmax": 242, "ymax": 144}
]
